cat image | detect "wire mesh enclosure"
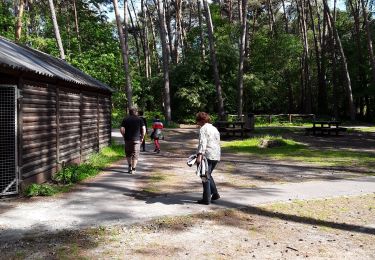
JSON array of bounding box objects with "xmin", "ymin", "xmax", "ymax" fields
[{"xmin": 0, "ymin": 85, "xmax": 18, "ymax": 196}]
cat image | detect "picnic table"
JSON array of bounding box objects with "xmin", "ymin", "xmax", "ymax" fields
[
  {"xmin": 214, "ymin": 121, "xmax": 245, "ymax": 138},
  {"xmin": 305, "ymin": 121, "xmax": 347, "ymax": 136}
]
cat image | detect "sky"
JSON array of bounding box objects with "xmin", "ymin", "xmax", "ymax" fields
[{"xmin": 106, "ymin": 0, "xmax": 347, "ymax": 23}]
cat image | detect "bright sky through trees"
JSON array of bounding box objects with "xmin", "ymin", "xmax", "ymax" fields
[{"xmin": 107, "ymin": 0, "xmax": 346, "ymax": 22}]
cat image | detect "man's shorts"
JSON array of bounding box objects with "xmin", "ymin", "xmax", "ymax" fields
[{"xmin": 125, "ymin": 140, "xmax": 141, "ymax": 159}]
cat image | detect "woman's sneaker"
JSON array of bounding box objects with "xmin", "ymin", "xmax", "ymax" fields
[
  {"xmin": 197, "ymin": 199, "xmax": 210, "ymax": 205},
  {"xmin": 211, "ymin": 194, "xmax": 221, "ymax": 201}
]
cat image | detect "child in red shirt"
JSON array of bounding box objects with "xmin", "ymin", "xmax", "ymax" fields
[{"xmin": 151, "ymin": 115, "xmax": 164, "ymax": 153}]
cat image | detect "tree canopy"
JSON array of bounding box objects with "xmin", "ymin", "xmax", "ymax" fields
[{"xmin": 2, "ymin": 0, "xmax": 375, "ymax": 123}]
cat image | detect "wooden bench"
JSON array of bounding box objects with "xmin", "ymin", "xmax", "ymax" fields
[
  {"xmin": 215, "ymin": 121, "xmax": 245, "ymax": 139},
  {"xmin": 326, "ymin": 127, "xmax": 347, "ymax": 135},
  {"xmin": 223, "ymin": 127, "xmax": 243, "ymax": 136},
  {"xmin": 305, "ymin": 126, "xmax": 347, "ymax": 136}
]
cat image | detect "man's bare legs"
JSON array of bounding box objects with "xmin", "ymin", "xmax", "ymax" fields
[{"xmin": 127, "ymin": 157, "xmax": 138, "ymax": 174}]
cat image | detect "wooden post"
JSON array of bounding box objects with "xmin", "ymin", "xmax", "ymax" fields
[
  {"xmin": 289, "ymin": 114, "xmax": 292, "ymax": 123},
  {"xmin": 269, "ymin": 115, "xmax": 272, "ymax": 124},
  {"xmin": 56, "ymin": 86, "xmax": 60, "ymax": 171},
  {"xmin": 109, "ymin": 96, "xmax": 112, "ymax": 146},
  {"xmin": 79, "ymin": 92, "xmax": 83, "ymax": 162},
  {"xmin": 97, "ymin": 95, "xmax": 100, "ymax": 152},
  {"xmin": 17, "ymin": 77, "xmax": 24, "ymax": 182}
]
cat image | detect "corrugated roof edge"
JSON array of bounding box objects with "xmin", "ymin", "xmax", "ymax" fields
[{"xmin": 0, "ymin": 36, "xmax": 114, "ymax": 93}]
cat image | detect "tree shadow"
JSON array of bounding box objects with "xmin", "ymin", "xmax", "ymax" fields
[{"xmin": 144, "ymin": 193, "xmax": 375, "ymax": 236}]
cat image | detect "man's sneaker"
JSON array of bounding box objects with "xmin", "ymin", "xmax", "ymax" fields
[
  {"xmin": 131, "ymin": 168, "xmax": 136, "ymax": 174},
  {"xmin": 156, "ymin": 149, "xmax": 160, "ymax": 153},
  {"xmin": 211, "ymin": 194, "xmax": 221, "ymax": 201}
]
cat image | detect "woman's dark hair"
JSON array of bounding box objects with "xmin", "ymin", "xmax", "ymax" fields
[{"xmin": 196, "ymin": 112, "xmax": 211, "ymax": 124}]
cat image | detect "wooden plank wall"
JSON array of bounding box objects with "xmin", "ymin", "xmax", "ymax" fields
[
  {"xmin": 59, "ymin": 89, "xmax": 81, "ymax": 164},
  {"xmin": 81, "ymin": 93, "xmax": 99, "ymax": 159},
  {"xmin": 98, "ymin": 96, "xmax": 111, "ymax": 150},
  {"xmin": 21, "ymin": 83, "xmax": 111, "ymax": 183},
  {"xmin": 21, "ymin": 83, "xmax": 57, "ymax": 180}
]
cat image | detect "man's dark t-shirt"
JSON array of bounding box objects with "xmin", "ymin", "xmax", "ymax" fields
[{"xmin": 121, "ymin": 115, "xmax": 145, "ymax": 141}]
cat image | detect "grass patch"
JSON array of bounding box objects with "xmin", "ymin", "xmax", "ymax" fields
[
  {"xmin": 349, "ymin": 126, "xmax": 375, "ymax": 133},
  {"xmin": 24, "ymin": 144, "xmax": 125, "ymax": 197},
  {"xmin": 222, "ymin": 136, "xmax": 375, "ymax": 169},
  {"xmin": 253, "ymin": 126, "xmax": 302, "ymax": 135},
  {"xmin": 264, "ymin": 194, "xmax": 375, "ymax": 225}
]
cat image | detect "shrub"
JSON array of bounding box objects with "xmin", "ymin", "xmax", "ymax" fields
[{"xmin": 25, "ymin": 184, "xmax": 57, "ymax": 197}]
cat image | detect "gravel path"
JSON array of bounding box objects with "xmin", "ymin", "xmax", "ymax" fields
[{"xmin": 1, "ymin": 128, "xmax": 375, "ymax": 242}]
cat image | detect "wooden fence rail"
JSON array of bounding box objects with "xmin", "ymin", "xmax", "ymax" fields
[{"xmin": 227, "ymin": 114, "xmax": 316, "ymax": 124}]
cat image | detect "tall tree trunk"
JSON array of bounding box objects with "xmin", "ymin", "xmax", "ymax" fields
[
  {"xmin": 48, "ymin": 0, "xmax": 65, "ymax": 60},
  {"xmin": 146, "ymin": 3, "xmax": 160, "ymax": 73},
  {"xmin": 197, "ymin": 0, "xmax": 206, "ymax": 61},
  {"xmin": 348, "ymin": 0, "xmax": 367, "ymax": 118},
  {"xmin": 203, "ymin": 0, "xmax": 225, "ymax": 119},
  {"xmin": 174, "ymin": 0, "xmax": 184, "ymax": 62},
  {"xmin": 267, "ymin": 0, "xmax": 275, "ymax": 35},
  {"xmin": 15, "ymin": 0, "xmax": 25, "ymax": 42},
  {"xmin": 141, "ymin": 0, "xmax": 151, "ymax": 78},
  {"xmin": 65, "ymin": 4, "xmax": 71, "ymax": 51},
  {"xmin": 308, "ymin": 0, "xmax": 328, "ymax": 115},
  {"xmin": 246, "ymin": 8, "xmax": 258, "ymax": 60},
  {"xmin": 225, "ymin": 0, "xmax": 233, "ymax": 22},
  {"xmin": 127, "ymin": 3, "xmax": 143, "ymax": 76},
  {"xmin": 237, "ymin": 0, "xmax": 248, "ymax": 118},
  {"xmin": 72, "ymin": 0, "xmax": 81, "ymax": 53},
  {"xmin": 281, "ymin": 0, "xmax": 289, "ymax": 33},
  {"xmin": 323, "ymin": 0, "xmax": 356, "ymax": 120},
  {"xmin": 164, "ymin": 0, "xmax": 175, "ymax": 64},
  {"xmin": 331, "ymin": 35, "xmax": 340, "ymax": 119},
  {"xmin": 157, "ymin": 0, "xmax": 172, "ymax": 122},
  {"xmin": 360, "ymin": 0, "xmax": 375, "ymax": 119},
  {"xmin": 361, "ymin": 0, "xmax": 375, "ymax": 89},
  {"xmin": 113, "ymin": 0, "xmax": 133, "ymax": 108},
  {"xmin": 297, "ymin": 0, "xmax": 311, "ymax": 113}
]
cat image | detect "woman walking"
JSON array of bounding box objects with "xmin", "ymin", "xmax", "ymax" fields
[{"xmin": 195, "ymin": 112, "xmax": 221, "ymax": 205}]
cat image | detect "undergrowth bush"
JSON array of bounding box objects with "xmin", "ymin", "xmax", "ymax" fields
[
  {"xmin": 24, "ymin": 144, "xmax": 124, "ymax": 197},
  {"xmin": 25, "ymin": 183, "xmax": 56, "ymax": 197}
]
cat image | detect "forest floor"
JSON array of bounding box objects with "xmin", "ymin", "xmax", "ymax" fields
[{"xmin": 1, "ymin": 126, "xmax": 375, "ymax": 259}]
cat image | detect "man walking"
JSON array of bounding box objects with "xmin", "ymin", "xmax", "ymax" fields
[{"xmin": 120, "ymin": 107, "xmax": 146, "ymax": 174}]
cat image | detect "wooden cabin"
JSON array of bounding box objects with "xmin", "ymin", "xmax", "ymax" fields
[{"xmin": 0, "ymin": 37, "xmax": 113, "ymax": 196}]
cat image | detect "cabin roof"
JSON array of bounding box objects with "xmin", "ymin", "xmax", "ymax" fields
[{"xmin": 0, "ymin": 36, "xmax": 113, "ymax": 92}]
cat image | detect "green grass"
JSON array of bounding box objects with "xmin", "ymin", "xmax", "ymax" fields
[
  {"xmin": 253, "ymin": 126, "xmax": 304, "ymax": 135},
  {"xmin": 24, "ymin": 144, "xmax": 125, "ymax": 197},
  {"xmin": 222, "ymin": 136, "xmax": 375, "ymax": 169},
  {"xmin": 350, "ymin": 126, "xmax": 375, "ymax": 133}
]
